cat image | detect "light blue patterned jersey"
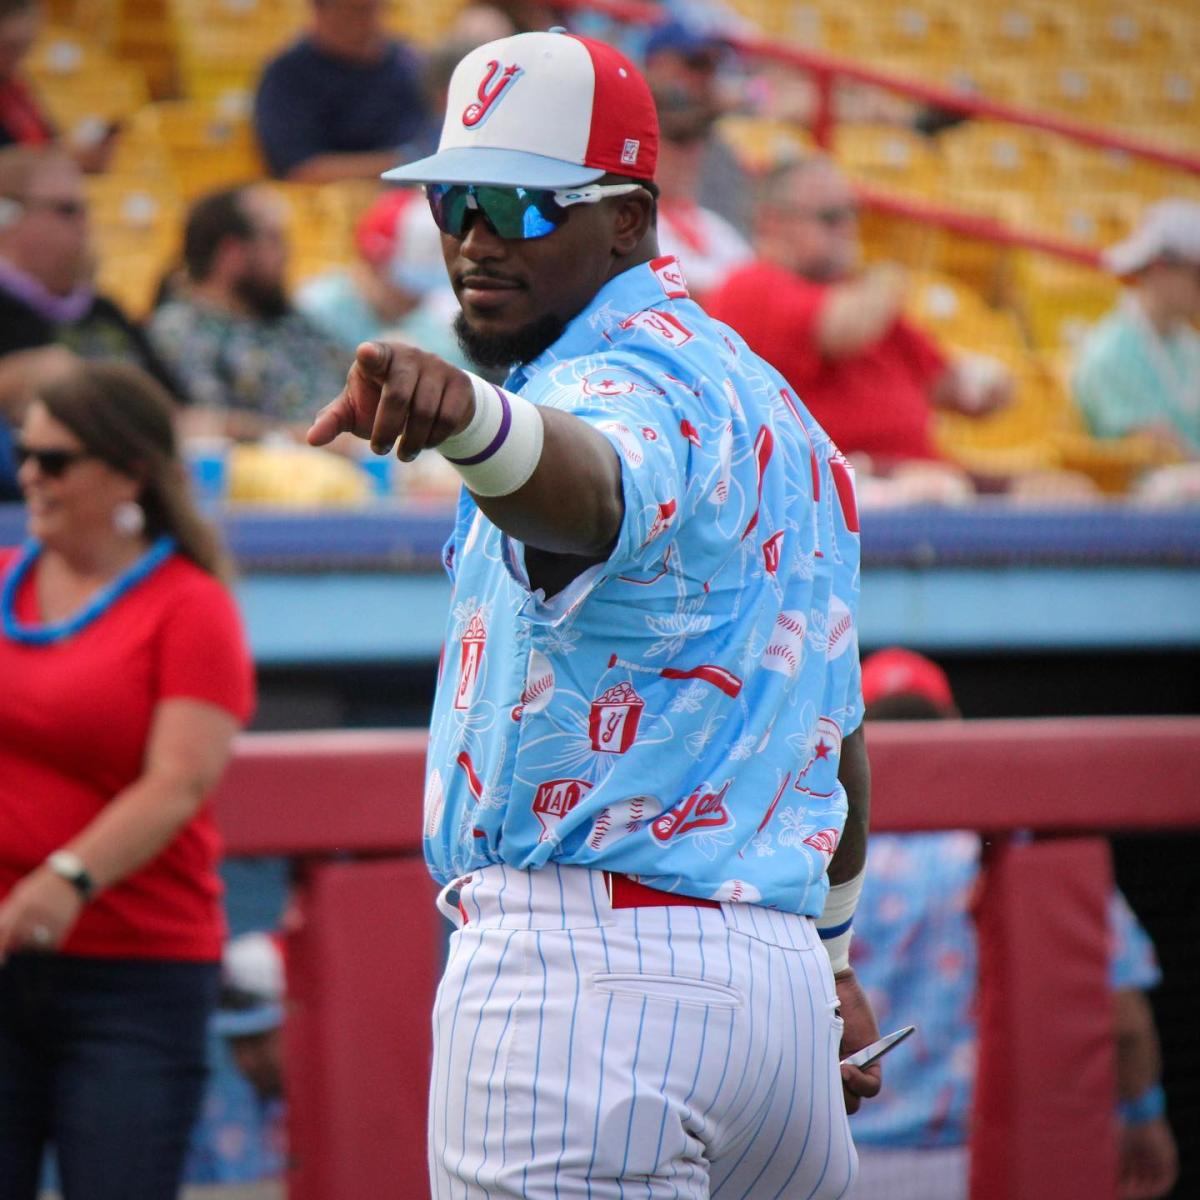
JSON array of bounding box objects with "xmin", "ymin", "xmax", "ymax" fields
[
  {"xmin": 424, "ymin": 257, "xmax": 863, "ymax": 915},
  {"xmin": 850, "ymin": 832, "xmax": 1161, "ymax": 1149}
]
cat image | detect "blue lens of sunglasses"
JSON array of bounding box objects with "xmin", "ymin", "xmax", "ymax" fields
[{"xmin": 426, "ymin": 185, "xmax": 566, "ymax": 240}]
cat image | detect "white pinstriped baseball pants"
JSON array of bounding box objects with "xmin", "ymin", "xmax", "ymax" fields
[{"xmin": 429, "ymin": 863, "xmax": 857, "ymax": 1199}]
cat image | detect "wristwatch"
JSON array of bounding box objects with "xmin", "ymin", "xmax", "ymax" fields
[{"xmin": 45, "ymin": 850, "xmax": 96, "ymax": 902}]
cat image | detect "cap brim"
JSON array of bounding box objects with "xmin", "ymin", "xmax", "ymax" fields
[
  {"xmin": 383, "ymin": 147, "xmax": 606, "ymax": 189},
  {"xmin": 213, "ymin": 1004, "xmax": 283, "ymax": 1038},
  {"xmin": 1104, "ymin": 232, "xmax": 1160, "ymax": 277}
]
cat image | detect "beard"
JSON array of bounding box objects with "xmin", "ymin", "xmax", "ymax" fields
[
  {"xmin": 233, "ymin": 273, "xmax": 291, "ymax": 321},
  {"xmin": 453, "ymin": 310, "xmax": 567, "ymax": 372}
]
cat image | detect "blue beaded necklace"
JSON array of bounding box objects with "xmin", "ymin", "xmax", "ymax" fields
[{"xmin": 1, "ymin": 534, "xmax": 176, "ymax": 646}]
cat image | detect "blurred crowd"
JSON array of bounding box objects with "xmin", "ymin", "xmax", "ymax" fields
[{"xmin": 0, "ymin": 0, "xmax": 1197, "ymax": 509}]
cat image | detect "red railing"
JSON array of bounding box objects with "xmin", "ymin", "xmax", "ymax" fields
[
  {"xmin": 552, "ymin": 0, "xmax": 1200, "ymax": 267},
  {"xmin": 212, "ymin": 717, "xmax": 1200, "ymax": 1200}
]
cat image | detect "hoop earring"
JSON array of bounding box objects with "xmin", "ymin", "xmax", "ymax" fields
[{"xmin": 113, "ymin": 500, "xmax": 146, "ymax": 538}]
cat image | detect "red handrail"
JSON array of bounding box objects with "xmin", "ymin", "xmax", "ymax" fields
[
  {"xmin": 555, "ymin": 0, "xmax": 1200, "ymax": 176},
  {"xmin": 549, "ymin": 0, "xmax": 1197, "ymax": 266}
]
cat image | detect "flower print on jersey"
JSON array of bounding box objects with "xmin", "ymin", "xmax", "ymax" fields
[
  {"xmin": 684, "ymin": 711, "xmax": 725, "ymax": 760},
  {"xmin": 728, "ymin": 732, "xmax": 759, "ymax": 761},
  {"xmin": 749, "ymin": 830, "xmax": 776, "ymax": 857},
  {"xmin": 776, "ymin": 806, "xmax": 809, "ymax": 850},
  {"xmin": 643, "ymin": 598, "xmax": 713, "ymax": 659},
  {"xmin": 669, "ymin": 680, "xmax": 708, "ymax": 715},
  {"xmin": 539, "ymin": 624, "xmax": 582, "ymax": 658}
]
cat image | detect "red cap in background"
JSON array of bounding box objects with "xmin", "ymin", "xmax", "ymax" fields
[{"xmin": 861, "ymin": 647, "xmax": 955, "ymax": 712}]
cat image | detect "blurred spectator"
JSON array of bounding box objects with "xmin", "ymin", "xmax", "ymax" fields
[
  {"xmin": 0, "ymin": 0, "xmax": 117, "ymax": 171},
  {"xmin": 187, "ymin": 933, "xmax": 286, "ymax": 1185},
  {"xmin": 0, "ymin": 360, "xmax": 255, "ymax": 1200},
  {"xmin": 0, "ymin": 0, "xmax": 50, "ymax": 151},
  {"xmin": 148, "ymin": 185, "xmax": 351, "ymax": 438},
  {"xmin": 642, "ymin": 20, "xmax": 751, "ymax": 236},
  {"xmin": 650, "ymin": 65, "xmax": 751, "ymax": 300},
  {"xmin": 706, "ymin": 157, "xmax": 1010, "ymax": 485},
  {"xmin": 254, "ymin": 0, "xmax": 428, "ymax": 183},
  {"xmin": 0, "ymin": 145, "xmax": 180, "ymax": 496},
  {"xmin": 848, "ymin": 648, "xmax": 1178, "ymax": 1200},
  {"xmin": 1073, "ymin": 200, "xmax": 1200, "ymax": 461},
  {"xmin": 298, "ymin": 188, "xmax": 465, "ymax": 363}
]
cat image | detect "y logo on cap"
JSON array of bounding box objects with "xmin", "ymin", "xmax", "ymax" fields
[{"xmin": 463, "ymin": 60, "xmax": 524, "ymax": 128}]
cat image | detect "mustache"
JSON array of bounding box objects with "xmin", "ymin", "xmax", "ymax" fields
[{"xmin": 454, "ymin": 268, "xmax": 526, "ymax": 288}]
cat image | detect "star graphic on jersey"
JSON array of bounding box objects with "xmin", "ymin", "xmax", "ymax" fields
[{"xmin": 814, "ymin": 739, "xmax": 831, "ymax": 760}]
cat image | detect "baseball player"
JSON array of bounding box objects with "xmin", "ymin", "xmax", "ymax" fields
[{"xmin": 308, "ymin": 29, "xmax": 879, "ymax": 1198}]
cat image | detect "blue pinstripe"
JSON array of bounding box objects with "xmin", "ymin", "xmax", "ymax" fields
[
  {"xmin": 711, "ymin": 932, "xmax": 757, "ymax": 1159},
  {"xmin": 519, "ymin": 932, "xmax": 549, "ymax": 1196},
  {"xmin": 768, "ymin": 950, "xmax": 820, "ymax": 1200},
  {"xmin": 617, "ymin": 994, "xmax": 650, "ymax": 1180},
  {"xmin": 473, "ymin": 948, "xmax": 521, "ymax": 1200},
  {"xmin": 454, "ymin": 934, "xmax": 515, "ymax": 1193},
  {"xmin": 437, "ymin": 933, "xmax": 487, "ymax": 1200},
  {"xmin": 731, "ymin": 944, "xmax": 802, "ymax": 1199},
  {"xmin": 551, "ymin": 928, "xmax": 582, "ymax": 1194},
  {"xmin": 584, "ymin": 919, "xmax": 617, "ymax": 1200},
  {"xmin": 710, "ymin": 943, "xmax": 777, "ymax": 1193},
  {"xmin": 649, "ymin": 994, "xmax": 682, "ymax": 1197}
]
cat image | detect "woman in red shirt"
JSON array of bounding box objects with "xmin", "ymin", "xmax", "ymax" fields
[{"xmin": 0, "ymin": 360, "xmax": 255, "ymax": 1199}]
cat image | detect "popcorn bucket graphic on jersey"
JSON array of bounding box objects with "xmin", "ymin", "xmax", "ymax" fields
[
  {"xmin": 532, "ymin": 777, "xmax": 592, "ymax": 843},
  {"xmin": 454, "ymin": 612, "xmax": 486, "ymax": 710},
  {"xmin": 589, "ymin": 681, "xmax": 645, "ymax": 754}
]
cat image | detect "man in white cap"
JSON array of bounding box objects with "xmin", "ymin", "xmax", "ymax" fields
[
  {"xmin": 1073, "ymin": 198, "xmax": 1200, "ymax": 460},
  {"xmin": 309, "ymin": 27, "xmax": 879, "ymax": 1197}
]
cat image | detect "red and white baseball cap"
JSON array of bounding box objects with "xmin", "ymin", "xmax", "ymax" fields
[{"xmin": 384, "ymin": 30, "xmax": 658, "ymax": 189}]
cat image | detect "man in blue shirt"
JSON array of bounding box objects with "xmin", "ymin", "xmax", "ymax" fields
[
  {"xmin": 253, "ymin": 0, "xmax": 428, "ymax": 183},
  {"xmin": 310, "ymin": 29, "xmax": 879, "ymax": 1198},
  {"xmin": 849, "ymin": 648, "xmax": 1178, "ymax": 1200}
]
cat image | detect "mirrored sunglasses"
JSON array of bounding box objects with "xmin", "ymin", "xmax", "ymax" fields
[
  {"xmin": 14, "ymin": 444, "xmax": 92, "ymax": 478},
  {"xmin": 425, "ymin": 183, "xmax": 643, "ymax": 241}
]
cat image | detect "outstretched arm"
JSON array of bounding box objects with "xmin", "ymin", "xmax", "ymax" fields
[{"xmin": 309, "ymin": 340, "xmax": 625, "ymax": 565}]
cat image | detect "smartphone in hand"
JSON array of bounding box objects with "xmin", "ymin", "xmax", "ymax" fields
[{"xmin": 840, "ymin": 1025, "xmax": 916, "ymax": 1069}]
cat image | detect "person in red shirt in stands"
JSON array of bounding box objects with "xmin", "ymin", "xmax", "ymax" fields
[
  {"xmin": 707, "ymin": 157, "xmax": 1010, "ymax": 492},
  {"xmin": 0, "ymin": 360, "xmax": 255, "ymax": 1200}
]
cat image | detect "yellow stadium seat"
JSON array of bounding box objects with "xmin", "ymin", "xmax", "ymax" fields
[
  {"xmin": 1028, "ymin": 195, "xmax": 1140, "ymax": 251},
  {"xmin": 939, "ymin": 122, "xmax": 1068, "ymax": 195},
  {"xmin": 128, "ymin": 100, "xmax": 265, "ymax": 199},
  {"xmin": 960, "ymin": 3, "xmax": 1082, "ymax": 62},
  {"xmin": 907, "ymin": 271, "xmax": 1027, "ymax": 360},
  {"xmin": 835, "ymin": 123, "xmax": 942, "ymax": 199},
  {"xmin": 1024, "ymin": 65, "xmax": 1132, "ymax": 126},
  {"xmin": 717, "ymin": 115, "xmax": 815, "ymax": 174},
  {"xmin": 169, "ymin": 0, "xmax": 305, "ymax": 103},
  {"xmin": 933, "ymin": 357, "xmax": 1066, "ymax": 480},
  {"xmin": 1076, "ymin": 6, "xmax": 1182, "ymax": 64},
  {"xmin": 1012, "ymin": 252, "xmax": 1118, "ymax": 352},
  {"xmin": 867, "ymin": 1, "xmax": 970, "ymax": 62}
]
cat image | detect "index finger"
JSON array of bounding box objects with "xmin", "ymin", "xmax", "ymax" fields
[{"xmin": 307, "ymin": 397, "xmax": 352, "ymax": 447}]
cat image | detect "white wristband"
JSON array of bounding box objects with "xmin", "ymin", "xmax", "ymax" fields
[
  {"xmin": 816, "ymin": 867, "xmax": 865, "ymax": 974},
  {"xmin": 438, "ymin": 371, "xmax": 544, "ymax": 497}
]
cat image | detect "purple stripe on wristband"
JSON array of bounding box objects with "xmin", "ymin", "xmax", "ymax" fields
[{"xmin": 443, "ymin": 384, "xmax": 512, "ymax": 466}]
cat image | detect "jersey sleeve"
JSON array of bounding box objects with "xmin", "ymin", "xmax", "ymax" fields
[
  {"xmin": 499, "ymin": 357, "xmax": 701, "ymax": 609},
  {"xmin": 1108, "ymin": 890, "xmax": 1161, "ymax": 992},
  {"xmin": 155, "ymin": 572, "xmax": 256, "ymax": 724}
]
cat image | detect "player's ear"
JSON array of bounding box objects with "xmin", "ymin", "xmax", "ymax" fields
[{"xmin": 610, "ymin": 188, "xmax": 655, "ymax": 257}]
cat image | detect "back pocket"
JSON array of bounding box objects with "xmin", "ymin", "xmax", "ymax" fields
[{"xmin": 593, "ymin": 972, "xmax": 743, "ymax": 1010}]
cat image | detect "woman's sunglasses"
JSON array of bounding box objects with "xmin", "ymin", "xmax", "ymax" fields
[
  {"xmin": 14, "ymin": 444, "xmax": 93, "ymax": 478},
  {"xmin": 426, "ymin": 182, "xmax": 644, "ymax": 241}
]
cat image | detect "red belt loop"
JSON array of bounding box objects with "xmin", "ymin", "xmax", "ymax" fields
[{"xmin": 607, "ymin": 873, "xmax": 722, "ymax": 910}]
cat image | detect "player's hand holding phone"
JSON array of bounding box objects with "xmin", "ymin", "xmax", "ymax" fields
[{"xmin": 833, "ymin": 967, "xmax": 884, "ymax": 1113}]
